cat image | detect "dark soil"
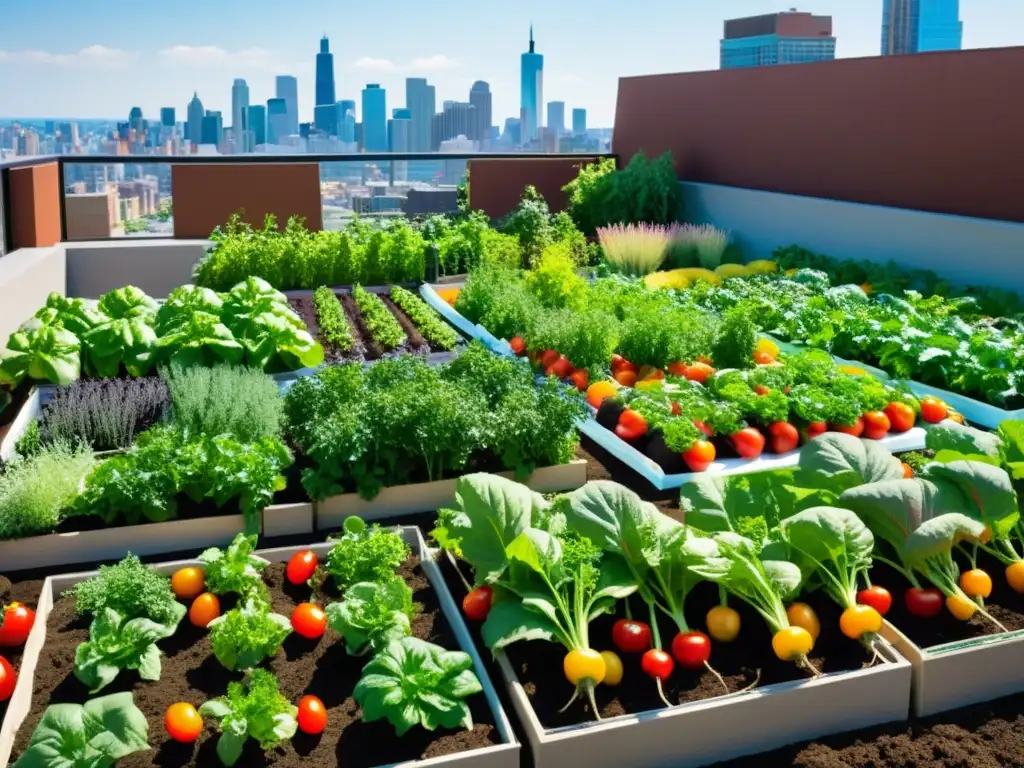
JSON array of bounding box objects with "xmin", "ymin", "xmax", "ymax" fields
[
  {"xmin": 288, "ymin": 294, "xmax": 363, "ymax": 366},
  {"xmin": 9, "ymin": 558, "xmax": 499, "ymax": 767},
  {"xmin": 0, "ymin": 574, "xmax": 44, "ymax": 726}
]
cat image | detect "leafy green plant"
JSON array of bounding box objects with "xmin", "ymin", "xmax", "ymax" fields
[
  {"xmin": 325, "ymin": 517, "xmax": 410, "ymax": 590},
  {"xmin": 155, "ymin": 312, "xmax": 245, "ymax": 369},
  {"xmin": 198, "ymin": 533, "xmax": 270, "ymax": 599},
  {"xmin": 12, "ymin": 693, "xmax": 149, "ymax": 768},
  {"xmin": 74, "ymin": 607, "xmax": 175, "ymax": 693},
  {"xmin": 353, "ymin": 284, "xmax": 406, "ymax": 350},
  {"xmin": 390, "ymin": 286, "xmax": 459, "ymax": 350},
  {"xmin": 710, "ymin": 304, "xmax": 758, "ymax": 370},
  {"xmin": 69, "ymin": 554, "xmax": 187, "ymax": 629},
  {"xmin": 525, "ymin": 308, "xmax": 620, "ymax": 372},
  {"xmin": 199, "ymin": 668, "xmax": 298, "ymax": 767},
  {"xmin": 0, "ymin": 325, "xmax": 81, "ymax": 387},
  {"xmin": 454, "ymin": 266, "xmax": 539, "ymax": 342},
  {"xmin": 325, "ymin": 578, "xmax": 414, "ymax": 656},
  {"xmin": 312, "ymin": 286, "xmax": 355, "ymax": 352},
  {"xmin": 207, "ymin": 597, "xmax": 292, "ymax": 671},
  {"xmin": 499, "ymin": 186, "xmax": 554, "ymax": 267},
  {"xmin": 14, "ymin": 418, "xmax": 40, "ymax": 458},
  {"xmin": 0, "ymin": 441, "xmax": 95, "ymax": 540},
  {"xmin": 164, "ymin": 363, "xmax": 283, "ymax": 442},
  {"xmin": 525, "ymin": 243, "xmax": 589, "ymax": 312},
  {"xmin": 353, "ymin": 637, "xmax": 483, "ymax": 736},
  {"xmin": 32, "ymin": 292, "xmax": 106, "ymax": 337}
]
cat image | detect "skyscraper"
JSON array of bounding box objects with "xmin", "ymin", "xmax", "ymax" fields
[
  {"xmin": 469, "ymin": 81, "xmax": 492, "ymax": 145},
  {"xmin": 267, "ymin": 98, "xmax": 289, "ymax": 145},
  {"xmin": 547, "ymin": 102, "xmax": 565, "ymax": 137},
  {"xmin": 361, "ymin": 84, "xmax": 387, "ymax": 152},
  {"xmin": 275, "ymin": 75, "xmax": 299, "ymax": 137},
  {"xmin": 720, "ymin": 10, "xmax": 836, "ymax": 69},
  {"xmin": 314, "ymin": 105, "xmax": 337, "ymax": 136},
  {"xmin": 881, "ymin": 0, "xmax": 962, "ymax": 55},
  {"xmin": 336, "ymin": 100, "xmax": 357, "ymax": 143},
  {"xmin": 160, "ymin": 108, "xmax": 176, "ymax": 128},
  {"xmin": 432, "ymin": 101, "xmax": 476, "ymax": 149},
  {"xmin": 247, "ymin": 104, "xmax": 267, "ymax": 146},
  {"xmin": 520, "ymin": 25, "xmax": 544, "ymax": 143},
  {"xmin": 186, "ymin": 92, "xmax": 204, "ymax": 144},
  {"xmin": 201, "ymin": 110, "xmax": 223, "ymax": 146},
  {"xmin": 315, "ymin": 36, "xmax": 336, "ymax": 108},
  {"xmin": 572, "ymin": 108, "xmax": 587, "ymax": 136},
  {"xmin": 231, "ymin": 79, "xmax": 249, "ymax": 150},
  {"xmin": 406, "ymin": 78, "xmax": 436, "ymax": 152}
]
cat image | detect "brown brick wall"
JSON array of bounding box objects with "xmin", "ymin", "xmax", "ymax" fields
[
  {"xmin": 9, "ymin": 162, "xmax": 62, "ymax": 248},
  {"xmin": 468, "ymin": 156, "xmax": 607, "ymax": 220}
]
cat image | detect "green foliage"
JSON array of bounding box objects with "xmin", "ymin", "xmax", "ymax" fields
[
  {"xmin": 0, "ymin": 325, "xmax": 81, "ymax": 387},
  {"xmin": 12, "ymin": 693, "xmax": 150, "ymax": 768},
  {"xmin": 324, "ymin": 578, "xmax": 414, "ymax": 656},
  {"xmin": 164, "ymin": 362, "xmax": 283, "ymax": 442},
  {"xmin": 454, "ymin": 266, "xmax": 539, "ymax": 342},
  {"xmin": 199, "ymin": 669, "xmax": 298, "ymax": 767},
  {"xmin": 499, "ymin": 186, "xmax": 555, "ymax": 267},
  {"xmin": 207, "ymin": 597, "xmax": 292, "ymax": 671},
  {"xmin": 312, "ymin": 286, "xmax": 355, "ymax": 352},
  {"xmin": 354, "ymin": 637, "xmax": 483, "ymax": 736},
  {"xmin": 198, "ymin": 533, "xmax": 270, "ymax": 599},
  {"xmin": 353, "ymin": 284, "xmax": 407, "ymax": 350},
  {"xmin": 74, "ymin": 607, "xmax": 174, "ymax": 693},
  {"xmin": 389, "ymin": 286, "xmax": 459, "ymax": 350},
  {"xmin": 14, "ymin": 418, "xmax": 40, "ymax": 458},
  {"xmin": 525, "ymin": 242, "xmax": 589, "ymax": 311},
  {"xmin": 0, "ymin": 441, "xmax": 95, "ymax": 540},
  {"xmin": 710, "ymin": 304, "xmax": 759, "ymax": 370},
  {"xmin": 69, "ymin": 554, "xmax": 187, "ymax": 628},
  {"xmin": 526, "ymin": 309, "xmax": 620, "ymax": 372},
  {"xmin": 325, "ymin": 517, "xmax": 411, "ymax": 590}
]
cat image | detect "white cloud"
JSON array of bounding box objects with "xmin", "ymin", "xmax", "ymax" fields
[
  {"xmin": 0, "ymin": 45, "xmax": 133, "ymax": 66},
  {"xmin": 350, "ymin": 54, "xmax": 459, "ymax": 74},
  {"xmin": 157, "ymin": 45, "xmax": 291, "ymax": 73},
  {"xmin": 352, "ymin": 56, "xmax": 399, "ymax": 73},
  {"xmin": 408, "ymin": 55, "xmax": 459, "ymax": 72}
]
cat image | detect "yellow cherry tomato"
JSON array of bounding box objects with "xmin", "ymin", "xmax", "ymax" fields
[
  {"xmin": 600, "ymin": 651, "xmax": 623, "ymax": 686},
  {"xmin": 755, "ymin": 338, "xmax": 780, "ymax": 360},
  {"xmin": 839, "ymin": 605, "xmax": 883, "ymax": 639},
  {"xmin": 786, "ymin": 603, "xmax": 821, "ymax": 641},
  {"xmin": 772, "ymin": 626, "xmax": 815, "ymax": 661},
  {"xmin": 1006, "ymin": 561, "xmax": 1024, "ymax": 594},
  {"xmin": 959, "ymin": 569, "xmax": 993, "ymax": 599},
  {"xmin": 705, "ymin": 605, "xmax": 741, "ymax": 643},
  {"xmin": 563, "ymin": 648, "xmax": 606, "ymax": 686},
  {"xmin": 171, "ymin": 567, "xmax": 205, "ymax": 600},
  {"xmin": 946, "ymin": 594, "xmax": 976, "ymax": 621}
]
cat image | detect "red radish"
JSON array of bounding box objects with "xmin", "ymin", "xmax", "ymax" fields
[
  {"xmin": 671, "ymin": 631, "xmax": 712, "ymax": 669},
  {"xmin": 611, "ymin": 619, "xmax": 652, "ymax": 654},
  {"xmin": 904, "ymin": 587, "xmax": 943, "ymax": 618},
  {"xmin": 640, "ymin": 649, "xmax": 674, "ymax": 681},
  {"xmin": 857, "ymin": 586, "xmax": 892, "ymax": 616}
]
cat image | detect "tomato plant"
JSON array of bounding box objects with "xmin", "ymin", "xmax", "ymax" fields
[
  {"xmin": 904, "ymin": 587, "xmax": 943, "ymax": 618},
  {"xmin": 462, "ymin": 585, "xmax": 493, "ymax": 621},
  {"xmin": 286, "ymin": 551, "xmax": 318, "ymax": 585},
  {"xmin": 682, "ymin": 440, "xmax": 716, "ymax": 472},
  {"xmin": 292, "ymin": 603, "xmax": 327, "ymax": 639},
  {"xmin": 165, "ymin": 702, "xmax": 203, "ymax": 743},
  {"xmin": 862, "ymin": 411, "xmax": 891, "ymax": 440},
  {"xmin": 670, "ymin": 631, "xmax": 711, "ymax": 669},
  {"xmin": 171, "ymin": 568, "xmax": 206, "ymax": 600},
  {"xmin": 856, "ymin": 586, "xmax": 892, "ymax": 616},
  {"xmin": 767, "ymin": 422, "xmax": 799, "ymax": 454},
  {"xmin": 920, "ymin": 398, "xmax": 948, "ymax": 423},
  {"xmin": 884, "ymin": 401, "xmax": 915, "ymax": 433},
  {"xmin": 189, "ymin": 593, "xmax": 221, "ymax": 628},
  {"xmin": 297, "ymin": 695, "xmax": 328, "ymax": 735},
  {"xmin": 611, "ymin": 619, "xmax": 652, "ymax": 654},
  {"xmin": 0, "ymin": 602, "xmax": 35, "ymax": 646},
  {"xmin": 640, "ymin": 649, "xmax": 673, "ymax": 682},
  {"xmin": 730, "ymin": 428, "xmax": 765, "ymax": 459},
  {"xmin": 0, "ymin": 655, "xmax": 15, "ymax": 701}
]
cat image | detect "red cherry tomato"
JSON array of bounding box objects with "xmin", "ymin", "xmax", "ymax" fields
[
  {"xmin": 862, "ymin": 411, "xmax": 891, "ymax": 440},
  {"xmin": 611, "ymin": 619, "xmax": 652, "ymax": 654},
  {"xmin": 0, "ymin": 603, "xmax": 35, "ymax": 647},
  {"xmin": 671, "ymin": 631, "xmax": 712, "ymax": 669},
  {"xmin": 286, "ymin": 551, "xmax": 318, "ymax": 585},
  {"xmin": 885, "ymin": 401, "xmax": 916, "ymax": 433},
  {"xmin": 920, "ymin": 398, "xmax": 948, "ymax": 424},
  {"xmin": 0, "ymin": 655, "xmax": 15, "ymax": 701},
  {"xmin": 539, "ymin": 349, "xmax": 560, "ymax": 370},
  {"xmin": 297, "ymin": 695, "xmax": 328, "ymax": 735},
  {"xmin": 767, "ymin": 422, "xmax": 800, "ymax": 454},
  {"xmin": 832, "ymin": 417, "xmax": 865, "ymax": 438},
  {"xmin": 806, "ymin": 421, "xmax": 828, "ymax": 439},
  {"xmin": 509, "ymin": 336, "xmax": 527, "ymax": 356},
  {"xmin": 904, "ymin": 587, "xmax": 943, "ymax": 618},
  {"xmin": 682, "ymin": 440, "xmax": 716, "ymax": 472},
  {"xmin": 856, "ymin": 586, "xmax": 893, "ymax": 617},
  {"xmin": 694, "ymin": 420, "xmax": 713, "ymax": 437},
  {"xmin": 640, "ymin": 649, "xmax": 674, "ymax": 681},
  {"xmin": 292, "ymin": 603, "xmax": 327, "ymax": 639},
  {"xmin": 730, "ymin": 428, "xmax": 766, "ymax": 459},
  {"xmin": 462, "ymin": 586, "xmax": 493, "ymax": 621}
]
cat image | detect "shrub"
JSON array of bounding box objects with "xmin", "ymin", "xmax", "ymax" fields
[
  {"xmin": 0, "ymin": 440, "xmax": 95, "ymax": 540},
  {"xmin": 597, "ymin": 223, "xmax": 679, "ymax": 277},
  {"xmin": 499, "ymin": 186, "xmax": 555, "ymax": 267},
  {"xmin": 455, "ymin": 265, "xmax": 539, "ymax": 341},
  {"xmin": 39, "ymin": 378, "xmax": 169, "ymax": 452},
  {"xmin": 68, "ymin": 553, "xmax": 184, "ymax": 626},
  {"xmin": 526, "ymin": 309, "xmax": 620, "ymax": 372},
  {"xmin": 164, "ymin": 363, "xmax": 283, "ymax": 442},
  {"xmin": 525, "ymin": 243, "xmax": 589, "ymax": 311}
]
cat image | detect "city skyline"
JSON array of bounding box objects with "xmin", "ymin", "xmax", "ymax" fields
[{"xmin": 2, "ymin": 0, "xmax": 1023, "ymax": 126}]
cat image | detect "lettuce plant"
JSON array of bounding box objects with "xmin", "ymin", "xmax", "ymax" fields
[
  {"xmin": 325, "ymin": 578, "xmax": 413, "ymax": 656},
  {"xmin": 69, "ymin": 554, "xmax": 187, "ymax": 629},
  {"xmin": 200, "ymin": 668, "xmax": 297, "ymax": 767},
  {"xmin": 74, "ymin": 607, "xmax": 175, "ymax": 693},
  {"xmin": 207, "ymin": 598, "xmax": 292, "ymax": 671},
  {"xmin": 325, "ymin": 517, "xmax": 410, "ymax": 591},
  {"xmin": 0, "ymin": 326, "xmax": 81, "ymax": 387},
  {"xmin": 12, "ymin": 692, "xmax": 149, "ymax": 768},
  {"xmin": 198, "ymin": 533, "xmax": 270, "ymax": 599},
  {"xmin": 354, "ymin": 637, "xmax": 482, "ymax": 736},
  {"xmin": 33, "ymin": 292, "xmax": 106, "ymax": 336}
]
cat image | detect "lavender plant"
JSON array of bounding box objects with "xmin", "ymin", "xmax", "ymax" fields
[
  {"xmin": 597, "ymin": 223, "xmax": 680, "ymax": 277},
  {"xmin": 40, "ymin": 378, "xmax": 169, "ymax": 452}
]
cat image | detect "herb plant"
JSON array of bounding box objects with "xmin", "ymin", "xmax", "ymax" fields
[
  {"xmin": 164, "ymin": 362, "xmax": 283, "ymax": 442},
  {"xmin": 207, "ymin": 598, "xmax": 292, "ymax": 671},
  {"xmin": 74, "ymin": 607, "xmax": 175, "ymax": 693},
  {"xmin": 198, "ymin": 533, "xmax": 270, "ymax": 599},
  {"xmin": 352, "ymin": 285, "xmax": 406, "ymax": 350},
  {"xmin": 312, "ymin": 286, "xmax": 355, "ymax": 352},
  {"xmin": 389, "ymin": 286, "xmax": 459, "ymax": 350},
  {"xmin": 69, "ymin": 554, "xmax": 187, "ymax": 629},
  {"xmin": 0, "ymin": 441, "xmax": 95, "ymax": 540},
  {"xmin": 325, "ymin": 517, "xmax": 410, "ymax": 591}
]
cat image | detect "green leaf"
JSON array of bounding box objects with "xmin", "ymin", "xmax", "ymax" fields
[
  {"xmin": 996, "ymin": 420, "xmax": 1024, "ymax": 480},
  {"xmin": 200, "ymin": 668, "xmax": 297, "ymax": 764},
  {"xmin": 208, "ymin": 598, "xmax": 292, "ymax": 671},
  {"xmin": 922, "ymin": 461, "xmax": 1020, "ymax": 538},
  {"xmin": 780, "ymin": 506, "xmax": 874, "ymax": 604},
  {"xmin": 505, "ymin": 529, "xmax": 563, "ymax": 579},
  {"xmin": 325, "ymin": 578, "xmax": 413, "ymax": 656},
  {"xmin": 198, "ymin": 533, "xmax": 270, "ymax": 599},
  {"xmin": 798, "ymin": 432, "xmax": 904, "ymax": 491},
  {"xmin": 0, "ymin": 326, "xmax": 81, "ymax": 387},
  {"xmin": 679, "ymin": 470, "xmax": 805, "ymax": 542},
  {"xmin": 216, "ymin": 727, "xmax": 247, "ymax": 768},
  {"xmin": 905, "ymin": 513, "xmax": 986, "ymax": 564},
  {"xmin": 73, "ymin": 608, "xmax": 172, "ymax": 693},
  {"xmin": 926, "ymin": 421, "xmax": 1003, "ymax": 458},
  {"xmin": 480, "ymin": 599, "xmax": 562, "ymax": 650}
]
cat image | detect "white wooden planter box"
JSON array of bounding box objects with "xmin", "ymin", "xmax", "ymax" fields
[
  {"xmin": 0, "ymin": 502, "xmax": 313, "ymax": 573},
  {"xmin": 880, "ymin": 622, "xmax": 1024, "ymax": 717},
  {"xmin": 0, "ymin": 528, "xmax": 520, "ymax": 768},
  {"xmin": 0, "ymin": 388, "xmax": 42, "ymax": 463},
  {"xmin": 317, "ymin": 459, "xmax": 587, "ymax": 529}
]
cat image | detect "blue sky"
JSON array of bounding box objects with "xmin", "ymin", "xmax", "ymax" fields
[{"xmin": 0, "ymin": 0, "xmax": 1020, "ymax": 126}]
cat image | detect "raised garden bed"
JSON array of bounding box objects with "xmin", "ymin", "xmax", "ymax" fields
[{"xmin": 0, "ymin": 528, "xmax": 519, "ymax": 768}]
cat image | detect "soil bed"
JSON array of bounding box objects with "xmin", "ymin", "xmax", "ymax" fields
[
  {"xmin": 287, "ymin": 295, "xmax": 363, "ymax": 366},
  {"xmin": 0, "ymin": 574, "xmax": 44, "ymax": 726},
  {"xmin": 9, "ymin": 557, "xmax": 500, "ymax": 767}
]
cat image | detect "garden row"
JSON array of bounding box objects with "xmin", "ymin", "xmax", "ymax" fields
[{"xmin": 0, "ymin": 343, "xmax": 587, "ymax": 572}]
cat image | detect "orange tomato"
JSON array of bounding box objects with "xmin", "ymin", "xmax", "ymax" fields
[
  {"xmin": 685, "ymin": 362, "xmax": 715, "ymax": 384},
  {"xmin": 920, "ymin": 398, "xmax": 948, "ymax": 423},
  {"xmin": 667, "ymin": 361, "xmax": 689, "ymax": 378},
  {"xmin": 901, "ymin": 462, "xmax": 914, "ymax": 478},
  {"xmin": 171, "ymin": 567, "xmax": 206, "ymax": 600},
  {"xmin": 614, "ymin": 370, "xmax": 638, "ymax": 388},
  {"xmin": 165, "ymin": 702, "xmax": 203, "ymax": 743},
  {"xmin": 189, "ymin": 593, "xmax": 221, "ymax": 628},
  {"xmin": 586, "ymin": 381, "xmax": 618, "ymax": 409},
  {"xmin": 862, "ymin": 411, "xmax": 891, "ymax": 440},
  {"xmin": 682, "ymin": 440, "xmax": 716, "ymax": 472},
  {"xmin": 884, "ymin": 401, "xmax": 916, "ymax": 433},
  {"xmin": 753, "ymin": 350, "xmax": 776, "ymax": 365}
]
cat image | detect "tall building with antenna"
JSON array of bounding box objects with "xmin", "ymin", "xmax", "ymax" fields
[{"xmin": 520, "ymin": 24, "xmax": 544, "ymax": 144}]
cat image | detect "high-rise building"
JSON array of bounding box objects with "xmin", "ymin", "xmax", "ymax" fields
[
  {"xmin": 128, "ymin": 107, "xmax": 144, "ymax": 134},
  {"xmin": 361, "ymin": 84, "xmax": 387, "ymax": 152},
  {"xmin": 336, "ymin": 100, "xmax": 357, "ymax": 143},
  {"xmin": 160, "ymin": 108, "xmax": 176, "ymax": 128},
  {"xmin": 431, "ymin": 101, "xmax": 476, "ymax": 150},
  {"xmin": 186, "ymin": 92, "xmax": 204, "ymax": 144},
  {"xmin": 572, "ymin": 108, "xmax": 587, "ymax": 136},
  {"xmin": 406, "ymin": 78, "xmax": 436, "ymax": 152},
  {"xmin": 520, "ymin": 25, "xmax": 544, "ymax": 143},
  {"xmin": 881, "ymin": 0, "xmax": 962, "ymax": 55},
  {"xmin": 314, "ymin": 104, "xmax": 337, "ymax": 136},
  {"xmin": 247, "ymin": 104, "xmax": 267, "ymax": 146},
  {"xmin": 275, "ymin": 75, "xmax": 299, "ymax": 137},
  {"xmin": 389, "ymin": 107, "xmax": 412, "ymax": 181},
  {"xmin": 315, "ymin": 36, "xmax": 337, "ymax": 109},
  {"xmin": 231, "ymin": 79, "xmax": 249, "ymax": 141},
  {"xmin": 720, "ymin": 11, "xmax": 836, "ymax": 69},
  {"xmin": 469, "ymin": 81, "xmax": 492, "ymax": 144},
  {"xmin": 267, "ymin": 98, "xmax": 289, "ymax": 145},
  {"xmin": 547, "ymin": 101, "xmax": 565, "ymax": 137},
  {"xmin": 201, "ymin": 110, "xmax": 223, "ymax": 146}
]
